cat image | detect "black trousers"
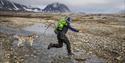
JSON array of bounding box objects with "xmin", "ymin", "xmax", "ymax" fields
[{"xmin": 50, "ymin": 31, "xmax": 71, "ymax": 54}]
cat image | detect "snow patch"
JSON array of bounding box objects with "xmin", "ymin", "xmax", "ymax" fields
[
  {"xmin": 11, "ymin": 2, "xmax": 19, "ymax": 10},
  {"xmin": 8, "ymin": 8, "xmax": 12, "ymax": 10},
  {"xmin": 24, "ymin": 8, "xmax": 33, "ymax": 11},
  {"xmin": 1, "ymin": 0, "xmax": 4, "ymax": 5}
]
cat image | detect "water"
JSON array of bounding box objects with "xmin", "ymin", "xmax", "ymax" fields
[
  {"xmin": 0, "ymin": 26, "xmax": 32, "ymax": 35},
  {"xmin": 0, "ymin": 23, "xmax": 106, "ymax": 63},
  {"xmin": 23, "ymin": 23, "xmax": 55, "ymax": 35},
  {"xmin": 22, "ymin": 23, "xmax": 105, "ymax": 63}
]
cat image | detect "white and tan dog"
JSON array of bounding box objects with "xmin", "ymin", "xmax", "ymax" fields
[{"xmin": 14, "ymin": 33, "xmax": 39, "ymax": 47}]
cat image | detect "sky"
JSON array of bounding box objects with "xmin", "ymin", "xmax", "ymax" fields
[{"xmin": 9, "ymin": 0, "xmax": 125, "ymax": 13}]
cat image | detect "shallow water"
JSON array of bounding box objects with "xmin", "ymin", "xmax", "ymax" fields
[
  {"xmin": 0, "ymin": 23, "xmax": 106, "ymax": 63},
  {"xmin": 22, "ymin": 23, "xmax": 105, "ymax": 63},
  {"xmin": 23, "ymin": 23, "xmax": 55, "ymax": 35}
]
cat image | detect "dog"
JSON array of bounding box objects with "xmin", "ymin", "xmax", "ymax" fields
[{"xmin": 13, "ymin": 33, "xmax": 39, "ymax": 47}]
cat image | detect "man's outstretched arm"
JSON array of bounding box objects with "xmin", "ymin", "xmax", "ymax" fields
[{"xmin": 68, "ymin": 24, "xmax": 79, "ymax": 32}]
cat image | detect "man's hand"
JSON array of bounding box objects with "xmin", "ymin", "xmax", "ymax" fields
[{"xmin": 79, "ymin": 30, "xmax": 83, "ymax": 33}]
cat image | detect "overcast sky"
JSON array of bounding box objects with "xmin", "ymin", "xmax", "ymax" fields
[{"xmin": 9, "ymin": 0, "xmax": 125, "ymax": 13}]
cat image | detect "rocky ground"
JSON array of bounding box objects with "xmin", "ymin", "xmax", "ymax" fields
[{"xmin": 0, "ymin": 11, "xmax": 125, "ymax": 63}]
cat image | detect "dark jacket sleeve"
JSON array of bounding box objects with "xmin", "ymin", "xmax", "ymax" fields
[{"xmin": 68, "ymin": 23, "xmax": 79, "ymax": 32}]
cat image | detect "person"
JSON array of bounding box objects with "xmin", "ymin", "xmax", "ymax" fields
[{"xmin": 47, "ymin": 16, "xmax": 79, "ymax": 55}]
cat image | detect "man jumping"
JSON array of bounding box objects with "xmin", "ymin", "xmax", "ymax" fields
[{"xmin": 48, "ymin": 16, "xmax": 79, "ymax": 55}]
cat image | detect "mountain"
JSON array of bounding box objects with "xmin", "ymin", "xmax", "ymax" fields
[
  {"xmin": 43, "ymin": 2, "xmax": 70, "ymax": 12},
  {"xmin": 0, "ymin": 0, "xmax": 70, "ymax": 12},
  {"xmin": 0, "ymin": 0, "xmax": 41, "ymax": 12},
  {"xmin": 0, "ymin": 0, "xmax": 28, "ymax": 11}
]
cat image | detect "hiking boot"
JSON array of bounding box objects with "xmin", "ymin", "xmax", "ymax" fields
[{"xmin": 47, "ymin": 43, "xmax": 53, "ymax": 49}]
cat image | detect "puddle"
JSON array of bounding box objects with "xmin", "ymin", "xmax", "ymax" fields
[{"xmin": 23, "ymin": 23, "xmax": 55, "ymax": 35}]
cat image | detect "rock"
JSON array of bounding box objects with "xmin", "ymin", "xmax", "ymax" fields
[{"xmin": 116, "ymin": 56, "xmax": 121, "ymax": 60}]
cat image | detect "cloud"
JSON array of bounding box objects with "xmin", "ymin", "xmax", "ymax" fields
[
  {"xmin": 66, "ymin": 0, "xmax": 108, "ymax": 6},
  {"xmin": 10, "ymin": 0, "xmax": 124, "ymax": 7}
]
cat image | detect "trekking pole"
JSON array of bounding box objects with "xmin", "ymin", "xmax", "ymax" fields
[{"xmin": 43, "ymin": 22, "xmax": 56, "ymax": 35}]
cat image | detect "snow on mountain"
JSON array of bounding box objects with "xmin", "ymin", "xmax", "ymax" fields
[
  {"xmin": 0, "ymin": 0, "xmax": 28, "ymax": 11},
  {"xmin": 0, "ymin": 0, "xmax": 42, "ymax": 12}
]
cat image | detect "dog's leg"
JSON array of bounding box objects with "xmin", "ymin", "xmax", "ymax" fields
[
  {"xmin": 30, "ymin": 40, "xmax": 33, "ymax": 46},
  {"xmin": 18, "ymin": 40, "xmax": 22, "ymax": 47},
  {"xmin": 17, "ymin": 41, "xmax": 21, "ymax": 47}
]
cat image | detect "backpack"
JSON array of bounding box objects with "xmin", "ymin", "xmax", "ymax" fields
[
  {"xmin": 56, "ymin": 17, "xmax": 67, "ymax": 30},
  {"xmin": 54, "ymin": 17, "xmax": 67, "ymax": 34}
]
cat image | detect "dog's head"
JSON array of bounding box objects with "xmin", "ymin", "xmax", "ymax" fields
[{"xmin": 13, "ymin": 34, "xmax": 20, "ymax": 40}]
